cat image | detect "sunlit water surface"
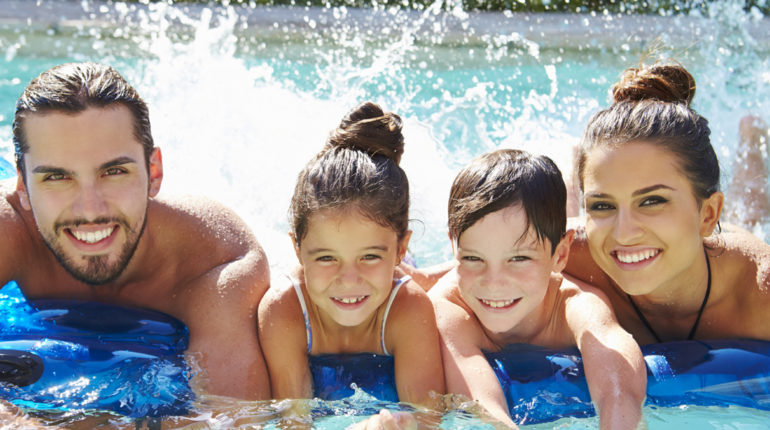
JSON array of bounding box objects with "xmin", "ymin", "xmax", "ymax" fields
[{"xmin": 1, "ymin": 0, "xmax": 769, "ymax": 427}]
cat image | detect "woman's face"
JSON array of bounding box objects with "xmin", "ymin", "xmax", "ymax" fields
[{"xmin": 581, "ymin": 141, "xmax": 718, "ymax": 296}]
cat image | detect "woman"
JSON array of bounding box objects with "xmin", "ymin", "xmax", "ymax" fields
[{"xmin": 565, "ymin": 62, "xmax": 770, "ymax": 344}]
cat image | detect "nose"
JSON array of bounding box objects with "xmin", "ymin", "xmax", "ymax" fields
[
  {"xmin": 71, "ymin": 182, "xmax": 109, "ymax": 221},
  {"xmin": 612, "ymin": 207, "xmax": 644, "ymax": 245},
  {"xmin": 484, "ymin": 265, "xmax": 509, "ymax": 293},
  {"xmin": 337, "ymin": 262, "xmax": 362, "ymax": 287}
]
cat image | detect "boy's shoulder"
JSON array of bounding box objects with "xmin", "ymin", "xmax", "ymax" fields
[{"xmin": 558, "ymin": 274, "xmax": 619, "ymax": 332}]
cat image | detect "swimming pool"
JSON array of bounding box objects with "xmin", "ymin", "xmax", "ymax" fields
[{"xmin": 1, "ymin": 0, "xmax": 769, "ymax": 427}]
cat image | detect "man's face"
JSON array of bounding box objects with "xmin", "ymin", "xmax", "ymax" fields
[{"xmin": 17, "ymin": 105, "xmax": 162, "ymax": 285}]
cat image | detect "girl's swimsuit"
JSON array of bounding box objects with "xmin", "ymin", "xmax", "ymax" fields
[{"xmin": 291, "ymin": 276, "xmax": 411, "ymax": 355}]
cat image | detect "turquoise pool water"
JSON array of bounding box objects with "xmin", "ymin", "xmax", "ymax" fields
[{"xmin": 1, "ymin": 0, "xmax": 769, "ymax": 427}]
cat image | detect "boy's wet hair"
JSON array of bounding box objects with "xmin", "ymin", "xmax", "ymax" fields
[
  {"xmin": 448, "ymin": 149, "xmax": 566, "ymax": 254},
  {"xmin": 13, "ymin": 62, "xmax": 154, "ymax": 180},
  {"xmin": 576, "ymin": 62, "xmax": 719, "ymax": 204},
  {"xmin": 290, "ymin": 101, "xmax": 409, "ymax": 245}
]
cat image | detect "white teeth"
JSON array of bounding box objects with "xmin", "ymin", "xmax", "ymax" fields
[
  {"xmin": 616, "ymin": 249, "xmax": 658, "ymax": 264},
  {"xmin": 71, "ymin": 227, "xmax": 114, "ymax": 244},
  {"xmin": 335, "ymin": 296, "xmax": 366, "ymax": 304},
  {"xmin": 480, "ymin": 298, "xmax": 515, "ymax": 308}
]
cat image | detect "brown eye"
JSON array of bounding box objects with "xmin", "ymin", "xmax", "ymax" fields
[
  {"xmin": 104, "ymin": 167, "xmax": 126, "ymax": 176},
  {"xmin": 588, "ymin": 202, "xmax": 614, "ymax": 211},
  {"xmin": 640, "ymin": 196, "xmax": 667, "ymax": 207}
]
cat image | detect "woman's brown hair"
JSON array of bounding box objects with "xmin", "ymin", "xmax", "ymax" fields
[{"xmin": 576, "ymin": 63, "xmax": 720, "ymax": 204}]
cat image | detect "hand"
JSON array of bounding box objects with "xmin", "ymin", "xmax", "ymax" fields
[{"xmin": 347, "ymin": 409, "xmax": 418, "ymax": 430}]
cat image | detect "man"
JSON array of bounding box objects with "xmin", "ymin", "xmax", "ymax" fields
[{"xmin": 0, "ymin": 62, "xmax": 269, "ymax": 400}]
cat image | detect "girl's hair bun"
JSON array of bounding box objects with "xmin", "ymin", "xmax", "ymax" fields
[
  {"xmin": 327, "ymin": 101, "xmax": 405, "ymax": 164},
  {"xmin": 611, "ymin": 63, "xmax": 696, "ymax": 106}
]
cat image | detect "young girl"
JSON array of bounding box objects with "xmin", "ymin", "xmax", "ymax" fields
[
  {"xmin": 566, "ymin": 63, "xmax": 770, "ymax": 344},
  {"xmin": 258, "ymin": 102, "xmax": 444, "ymax": 412}
]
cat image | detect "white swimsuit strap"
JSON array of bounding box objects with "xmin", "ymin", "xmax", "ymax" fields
[
  {"xmin": 380, "ymin": 276, "xmax": 410, "ymax": 356},
  {"xmin": 289, "ymin": 276, "xmax": 313, "ymax": 354}
]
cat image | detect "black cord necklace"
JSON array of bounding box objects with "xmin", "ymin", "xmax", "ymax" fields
[{"xmin": 626, "ymin": 248, "xmax": 711, "ymax": 343}]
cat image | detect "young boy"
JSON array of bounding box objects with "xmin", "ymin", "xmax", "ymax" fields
[{"xmin": 429, "ymin": 149, "xmax": 646, "ymax": 428}]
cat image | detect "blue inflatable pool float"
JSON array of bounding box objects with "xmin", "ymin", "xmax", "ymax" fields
[
  {"xmin": 3, "ymin": 275, "xmax": 770, "ymax": 423},
  {"xmin": 0, "ymin": 282, "xmax": 192, "ymax": 417},
  {"xmin": 313, "ymin": 342, "xmax": 770, "ymax": 424}
]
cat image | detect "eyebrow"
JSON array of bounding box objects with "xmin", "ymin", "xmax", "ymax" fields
[
  {"xmin": 307, "ymin": 245, "xmax": 390, "ymax": 254},
  {"xmin": 586, "ymin": 184, "xmax": 674, "ymax": 199},
  {"xmin": 99, "ymin": 156, "xmax": 138, "ymax": 170},
  {"xmin": 31, "ymin": 156, "xmax": 138, "ymax": 176}
]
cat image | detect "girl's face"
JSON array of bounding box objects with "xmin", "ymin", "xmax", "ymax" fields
[
  {"xmin": 454, "ymin": 205, "xmax": 570, "ymax": 336},
  {"xmin": 294, "ymin": 208, "xmax": 410, "ymax": 328},
  {"xmin": 582, "ymin": 141, "xmax": 722, "ymax": 296}
]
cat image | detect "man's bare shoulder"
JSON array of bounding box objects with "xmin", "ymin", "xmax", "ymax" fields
[
  {"xmin": 151, "ymin": 195, "xmax": 257, "ymax": 248},
  {"xmin": 147, "ymin": 195, "xmax": 268, "ymax": 315},
  {"xmin": 0, "ymin": 181, "xmax": 36, "ymax": 268}
]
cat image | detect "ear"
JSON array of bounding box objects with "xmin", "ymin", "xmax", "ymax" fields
[
  {"xmin": 289, "ymin": 232, "xmax": 302, "ymax": 263},
  {"xmin": 699, "ymin": 191, "xmax": 724, "ymax": 237},
  {"xmin": 16, "ymin": 169, "xmax": 31, "ymax": 211},
  {"xmin": 397, "ymin": 230, "xmax": 413, "ymax": 263},
  {"xmin": 148, "ymin": 147, "xmax": 163, "ymax": 198},
  {"xmin": 551, "ymin": 229, "xmax": 574, "ymax": 273}
]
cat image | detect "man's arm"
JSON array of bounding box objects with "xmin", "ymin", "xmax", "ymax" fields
[
  {"xmin": 181, "ymin": 247, "xmax": 271, "ymax": 399},
  {"xmin": 563, "ymin": 276, "xmax": 646, "ymax": 430}
]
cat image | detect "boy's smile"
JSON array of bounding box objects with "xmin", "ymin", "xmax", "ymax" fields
[{"xmin": 455, "ymin": 205, "xmax": 564, "ymax": 336}]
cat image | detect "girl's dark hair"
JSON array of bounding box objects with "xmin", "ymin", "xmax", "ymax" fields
[
  {"xmin": 576, "ymin": 63, "xmax": 720, "ymax": 204},
  {"xmin": 448, "ymin": 149, "xmax": 566, "ymax": 254},
  {"xmin": 290, "ymin": 102, "xmax": 409, "ymax": 245}
]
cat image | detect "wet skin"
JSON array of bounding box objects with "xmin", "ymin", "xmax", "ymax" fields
[
  {"xmin": 567, "ymin": 140, "xmax": 770, "ymax": 344},
  {"xmin": 454, "ymin": 205, "xmax": 563, "ymax": 339},
  {"xmin": 2, "ymin": 105, "xmax": 270, "ymax": 399}
]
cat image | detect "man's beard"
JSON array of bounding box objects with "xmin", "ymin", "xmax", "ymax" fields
[{"xmin": 40, "ymin": 212, "xmax": 147, "ymax": 286}]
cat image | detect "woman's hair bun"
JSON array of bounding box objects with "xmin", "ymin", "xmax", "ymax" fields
[
  {"xmin": 611, "ymin": 63, "xmax": 696, "ymax": 106},
  {"xmin": 327, "ymin": 101, "xmax": 405, "ymax": 164}
]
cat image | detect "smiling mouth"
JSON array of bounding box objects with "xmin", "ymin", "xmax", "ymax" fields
[
  {"xmin": 67, "ymin": 226, "xmax": 116, "ymax": 244},
  {"xmin": 479, "ymin": 298, "xmax": 520, "ymax": 309},
  {"xmin": 331, "ymin": 295, "xmax": 369, "ymax": 305},
  {"xmin": 613, "ymin": 249, "xmax": 661, "ymax": 264}
]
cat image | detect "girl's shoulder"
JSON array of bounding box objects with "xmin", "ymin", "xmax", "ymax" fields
[
  {"xmin": 258, "ymin": 272, "xmax": 305, "ymax": 324},
  {"xmin": 388, "ymin": 277, "xmax": 434, "ymax": 316}
]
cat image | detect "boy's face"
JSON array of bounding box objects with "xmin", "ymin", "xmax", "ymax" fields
[{"xmin": 454, "ymin": 205, "xmax": 568, "ymax": 336}]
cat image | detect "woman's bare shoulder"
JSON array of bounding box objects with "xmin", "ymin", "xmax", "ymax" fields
[{"xmin": 706, "ymin": 227, "xmax": 770, "ymax": 293}]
